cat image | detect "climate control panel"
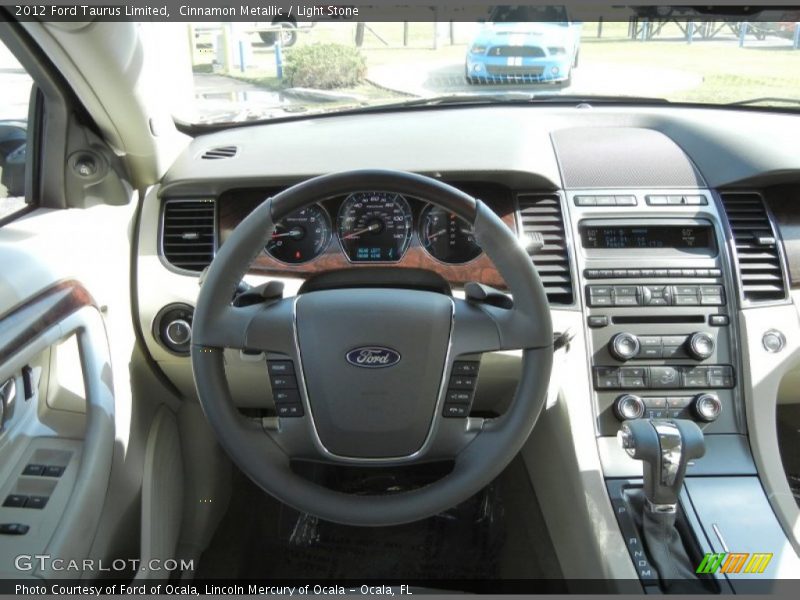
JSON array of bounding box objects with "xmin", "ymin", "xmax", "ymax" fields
[{"xmin": 608, "ymin": 332, "xmax": 715, "ymax": 361}]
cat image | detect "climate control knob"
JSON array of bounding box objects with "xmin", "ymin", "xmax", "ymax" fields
[
  {"xmin": 609, "ymin": 333, "xmax": 641, "ymax": 361},
  {"xmin": 692, "ymin": 394, "xmax": 721, "ymax": 422},
  {"xmin": 687, "ymin": 332, "xmax": 715, "ymax": 360},
  {"xmin": 614, "ymin": 394, "xmax": 646, "ymax": 421}
]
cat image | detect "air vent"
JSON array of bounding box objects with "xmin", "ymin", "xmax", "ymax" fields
[
  {"xmin": 517, "ymin": 193, "xmax": 574, "ymax": 304},
  {"xmin": 200, "ymin": 146, "xmax": 238, "ymax": 160},
  {"xmin": 162, "ymin": 200, "xmax": 216, "ymax": 272},
  {"xmin": 720, "ymin": 192, "xmax": 786, "ymax": 302}
]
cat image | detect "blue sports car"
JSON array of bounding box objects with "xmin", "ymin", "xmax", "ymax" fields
[{"xmin": 465, "ymin": 19, "xmax": 581, "ymax": 85}]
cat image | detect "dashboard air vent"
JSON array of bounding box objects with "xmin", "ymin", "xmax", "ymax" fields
[
  {"xmin": 720, "ymin": 192, "xmax": 786, "ymax": 302},
  {"xmin": 517, "ymin": 193, "xmax": 574, "ymax": 305},
  {"xmin": 201, "ymin": 146, "xmax": 238, "ymax": 160},
  {"xmin": 162, "ymin": 200, "xmax": 216, "ymax": 272}
]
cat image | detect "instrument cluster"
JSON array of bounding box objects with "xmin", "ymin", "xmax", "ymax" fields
[{"xmin": 265, "ymin": 191, "xmax": 482, "ymax": 265}]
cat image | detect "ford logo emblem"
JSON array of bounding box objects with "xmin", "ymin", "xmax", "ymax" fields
[{"xmin": 346, "ymin": 346, "xmax": 401, "ymax": 368}]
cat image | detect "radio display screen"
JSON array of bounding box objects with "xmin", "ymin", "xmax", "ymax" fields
[{"xmin": 580, "ymin": 225, "xmax": 714, "ymax": 250}]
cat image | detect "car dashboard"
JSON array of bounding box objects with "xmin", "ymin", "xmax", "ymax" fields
[{"xmin": 134, "ymin": 103, "xmax": 800, "ymax": 583}]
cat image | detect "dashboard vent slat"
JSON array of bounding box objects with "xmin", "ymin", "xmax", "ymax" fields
[
  {"xmin": 200, "ymin": 146, "xmax": 238, "ymax": 160},
  {"xmin": 517, "ymin": 193, "xmax": 574, "ymax": 305},
  {"xmin": 720, "ymin": 192, "xmax": 786, "ymax": 302},
  {"xmin": 162, "ymin": 200, "xmax": 216, "ymax": 272}
]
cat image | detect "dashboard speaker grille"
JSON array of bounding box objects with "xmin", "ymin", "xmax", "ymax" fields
[
  {"xmin": 161, "ymin": 199, "xmax": 216, "ymax": 272},
  {"xmin": 720, "ymin": 192, "xmax": 786, "ymax": 302},
  {"xmin": 517, "ymin": 193, "xmax": 574, "ymax": 305}
]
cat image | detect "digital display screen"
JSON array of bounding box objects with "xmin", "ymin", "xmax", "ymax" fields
[{"xmin": 580, "ymin": 226, "xmax": 713, "ymax": 250}]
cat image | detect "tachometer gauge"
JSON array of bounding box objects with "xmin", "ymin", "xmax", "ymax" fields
[
  {"xmin": 419, "ymin": 204, "xmax": 482, "ymax": 264},
  {"xmin": 265, "ymin": 204, "xmax": 332, "ymax": 264},
  {"xmin": 337, "ymin": 192, "xmax": 413, "ymax": 262}
]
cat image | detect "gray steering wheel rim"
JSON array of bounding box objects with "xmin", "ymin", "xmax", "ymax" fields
[{"xmin": 190, "ymin": 169, "xmax": 553, "ymax": 526}]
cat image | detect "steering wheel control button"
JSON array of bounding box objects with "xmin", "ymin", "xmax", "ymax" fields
[
  {"xmin": 267, "ymin": 360, "xmax": 295, "ymax": 375},
  {"xmin": 762, "ymin": 330, "xmax": 786, "ymax": 353},
  {"xmin": 0, "ymin": 523, "xmax": 29, "ymax": 535},
  {"xmin": 452, "ymin": 361, "xmax": 480, "ymax": 376},
  {"xmin": 273, "ymin": 389, "xmax": 300, "ymax": 405},
  {"xmin": 609, "ymin": 333, "xmax": 641, "ymax": 361},
  {"xmin": 443, "ymin": 404, "xmax": 469, "ymax": 418},
  {"xmin": 269, "ymin": 374, "xmax": 297, "ymax": 389},
  {"xmin": 276, "ymin": 404, "xmax": 304, "ymax": 418},
  {"xmin": 693, "ymin": 394, "xmax": 722, "ymax": 422},
  {"xmin": 447, "ymin": 390, "xmax": 473, "ymax": 404},
  {"xmin": 449, "ymin": 375, "xmax": 476, "ymax": 390},
  {"xmin": 2, "ymin": 494, "xmax": 27, "ymax": 508},
  {"xmin": 614, "ymin": 394, "xmax": 646, "ymax": 420}
]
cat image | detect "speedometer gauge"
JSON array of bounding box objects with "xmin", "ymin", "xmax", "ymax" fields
[
  {"xmin": 265, "ymin": 204, "xmax": 332, "ymax": 264},
  {"xmin": 337, "ymin": 192, "xmax": 413, "ymax": 262},
  {"xmin": 419, "ymin": 204, "xmax": 482, "ymax": 264}
]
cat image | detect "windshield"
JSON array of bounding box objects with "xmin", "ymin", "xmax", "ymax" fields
[{"xmin": 176, "ymin": 9, "xmax": 800, "ymax": 125}]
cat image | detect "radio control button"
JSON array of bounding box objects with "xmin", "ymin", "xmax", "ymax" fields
[
  {"xmin": 627, "ymin": 269, "xmax": 642, "ymax": 278},
  {"xmin": 587, "ymin": 316, "xmax": 609, "ymax": 328},
  {"xmin": 654, "ymin": 269, "xmax": 669, "ymax": 277},
  {"xmin": 614, "ymin": 286, "xmax": 638, "ymax": 296},
  {"xmin": 675, "ymin": 285, "xmax": 699, "ymax": 295},
  {"xmin": 674, "ymin": 295, "xmax": 700, "ymax": 306},
  {"xmin": 589, "ymin": 286, "xmax": 613, "ymax": 296},
  {"xmin": 661, "ymin": 345, "xmax": 686, "ymax": 358},
  {"xmin": 668, "ymin": 269, "xmax": 682, "ymax": 277},
  {"xmin": 701, "ymin": 295, "xmax": 724, "ymax": 306},
  {"xmin": 688, "ymin": 332, "xmax": 715, "ymax": 360},
  {"xmin": 610, "ymin": 333, "xmax": 641, "ymax": 361},
  {"xmin": 640, "ymin": 269, "xmax": 655, "ymax": 277},
  {"xmin": 641, "ymin": 347, "xmax": 662, "ymax": 358},
  {"xmin": 596, "ymin": 196, "xmax": 616, "ymax": 206},
  {"xmin": 574, "ymin": 196, "xmax": 596, "ymax": 206},
  {"xmin": 599, "ymin": 270, "xmax": 614, "ymax": 278},
  {"xmin": 585, "ymin": 269, "xmax": 600, "ymax": 278},
  {"xmin": 646, "ymin": 195, "xmax": 668, "ymax": 205},
  {"xmin": 639, "ymin": 336, "xmax": 662, "ymax": 346},
  {"xmin": 709, "ymin": 315, "xmax": 729, "ymax": 326},
  {"xmin": 700, "ymin": 286, "xmax": 723, "ymax": 295},
  {"xmin": 661, "ymin": 335, "xmax": 687, "ymax": 345},
  {"xmin": 614, "ymin": 296, "xmax": 638, "ymax": 306},
  {"xmin": 616, "ymin": 196, "xmax": 637, "ymax": 206},
  {"xmin": 694, "ymin": 269, "xmax": 710, "ymax": 277},
  {"xmin": 710, "ymin": 269, "xmax": 722, "ymax": 277},
  {"xmin": 613, "ymin": 269, "xmax": 628, "ymax": 278},
  {"xmin": 589, "ymin": 296, "xmax": 612, "ymax": 307}
]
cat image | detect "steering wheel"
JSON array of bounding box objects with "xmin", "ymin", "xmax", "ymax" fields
[{"xmin": 190, "ymin": 170, "xmax": 553, "ymax": 526}]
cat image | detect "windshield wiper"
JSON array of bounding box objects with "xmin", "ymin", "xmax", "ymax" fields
[{"xmin": 727, "ymin": 97, "xmax": 800, "ymax": 107}]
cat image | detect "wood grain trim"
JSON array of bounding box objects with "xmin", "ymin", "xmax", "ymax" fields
[
  {"xmin": 0, "ymin": 279, "xmax": 96, "ymax": 365},
  {"xmin": 217, "ymin": 187, "xmax": 517, "ymax": 288}
]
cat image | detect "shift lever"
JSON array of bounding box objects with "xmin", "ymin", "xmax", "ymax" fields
[
  {"xmin": 618, "ymin": 419, "xmax": 707, "ymax": 590},
  {"xmin": 618, "ymin": 418, "xmax": 705, "ymax": 511}
]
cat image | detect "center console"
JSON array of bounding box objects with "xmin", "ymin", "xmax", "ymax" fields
[{"xmin": 567, "ymin": 192, "xmax": 742, "ymax": 439}]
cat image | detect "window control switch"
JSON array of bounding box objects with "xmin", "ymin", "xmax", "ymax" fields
[
  {"xmin": 22, "ymin": 464, "xmax": 45, "ymax": 476},
  {"xmin": 24, "ymin": 496, "xmax": 48, "ymax": 510},
  {"xmin": 2, "ymin": 494, "xmax": 27, "ymax": 508},
  {"xmin": 42, "ymin": 465, "xmax": 65, "ymax": 478},
  {"xmin": 0, "ymin": 523, "xmax": 29, "ymax": 535}
]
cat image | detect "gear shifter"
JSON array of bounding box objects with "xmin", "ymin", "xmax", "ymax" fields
[
  {"xmin": 618, "ymin": 418, "xmax": 705, "ymax": 511},
  {"xmin": 618, "ymin": 419, "xmax": 706, "ymax": 591}
]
